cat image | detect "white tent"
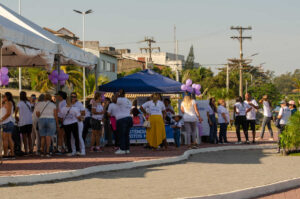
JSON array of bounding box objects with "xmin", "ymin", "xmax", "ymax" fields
[{"xmin": 0, "ymin": 3, "xmax": 98, "ymax": 69}]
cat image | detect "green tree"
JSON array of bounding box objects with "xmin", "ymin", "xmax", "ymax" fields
[
  {"xmin": 184, "ymin": 45, "xmax": 195, "ymax": 69},
  {"xmin": 248, "ymin": 83, "xmax": 282, "ymax": 107},
  {"xmin": 85, "ymin": 74, "xmax": 109, "ymax": 97}
]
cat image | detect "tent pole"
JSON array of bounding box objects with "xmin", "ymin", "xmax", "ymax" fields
[
  {"xmin": 55, "ymin": 54, "xmax": 61, "ymax": 93},
  {"xmin": 95, "ymin": 64, "xmax": 98, "ymax": 92}
]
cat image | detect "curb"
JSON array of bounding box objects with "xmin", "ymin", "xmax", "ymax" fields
[
  {"xmin": 0, "ymin": 144, "xmax": 276, "ymax": 186},
  {"xmin": 184, "ymin": 177, "xmax": 300, "ymax": 199}
]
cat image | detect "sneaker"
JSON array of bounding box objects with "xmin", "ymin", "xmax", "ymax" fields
[
  {"xmin": 256, "ymin": 137, "xmax": 262, "ymax": 141},
  {"xmin": 115, "ymin": 149, "xmax": 126, "ymax": 155},
  {"xmin": 2, "ymin": 156, "xmax": 10, "ymax": 160},
  {"xmin": 235, "ymin": 142, "xmax": 242, "ymax": 144},
  {"xmin": 126, "ymin": 150, "xmax": 130, "ymax": 154},
  {"xmin": 66, "ymin": 153, "xmax": 73, "ymax": 157},
  {"xmin": 245, "ymin": 141, "xmax": 250, "ymax": 144},
  {"xmin": 80, "ymin": 152, "xmax": 86, "ymax": 156},
  {"xmin": 76, "ymin": 152, "xmax": 81, "ymax": 156},
  {"xmin": 46, "ymin": 154, "xmax": 51, "ymax": 158},
  {"xmin": 95, "ymin": 146, "xmax": 101, "ymax": 152}
]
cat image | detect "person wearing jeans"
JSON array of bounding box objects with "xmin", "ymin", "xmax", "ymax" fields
[
  {"xmin": 180, "ymin": 93, "xmax": 203, "ymax": 148},
  {"xmin": 114, "ymin": 89, "xmax": 133, "ymax": 154},
  {"xmin": 217, "ymin": 99, "xmax": 230, "ymax": 144},
  {"xmin": 259, "ymin": 95, "xmax": 274, "ymax": 140},
  {"xmin": 207, "ymin": 97, "xmax": 218, "ymax": 144}
]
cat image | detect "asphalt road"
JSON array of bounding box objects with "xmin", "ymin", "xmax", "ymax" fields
[{"xmin": 1, "ymin": 149, "xmax": 300, "ymax": 199}]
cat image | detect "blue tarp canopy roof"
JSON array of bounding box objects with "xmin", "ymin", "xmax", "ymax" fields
[{"xmin": 98, "ymin": 69, "xmax": 183, "ymax": 93}]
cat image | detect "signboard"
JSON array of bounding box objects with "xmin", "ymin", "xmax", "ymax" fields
[{"xmin": 129, "ymin": 125, "xmax": 174, "ymax": 144}]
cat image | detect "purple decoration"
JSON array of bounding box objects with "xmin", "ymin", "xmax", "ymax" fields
[
  {"xmin": 51, "ymin": 78, "xmax": 58, "ymax": 84},
  {"xmin": 64, "ymin": 74, "xmax": 69, "ymax": 81},
  {"xmin": 0, "ymin": 74, "xmax": 9, "ymax": 86},
  {"xmin": 58, "ymin": 74, "xmax": 65, "ymax": 81},
  {"xmin": 195, "ymin": 84, "xmax": 201, "ymax": 91},
  {"xmin": 185, "ymin": 79, "xmax": 192, "ymax": 86},
  {"xmin": 195, "ymin": 90, "xmax": 201, "ymax": 96},
  {"xmin": 52, "ymin": 70, "xmax": 58, "ymax": 78},
  {"xmin": 186, "ymin": 86, "xmax": 193, "ymax": 93},
  {"xmin": 181, "ymin": 84, "xmax": 187, "ymax": 91},
  {"xmin": 192, "ymin": 83, "xmax": 196, "ymax": 88},
  {"xmin": 0, "ymin": 67, "xmax": 8, "ymax": 75}
]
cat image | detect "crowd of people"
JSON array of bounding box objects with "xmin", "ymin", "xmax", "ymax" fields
[{"xmin": 0, "ymin": 89, "xmax": 299, "ymax": 159}]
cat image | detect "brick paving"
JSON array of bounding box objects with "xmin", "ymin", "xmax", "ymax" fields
[
  {"xmin": 257, "ymin": 187, "xmax": 300, "ymax": 199},
  {"xmin": 0, "ymin": 131, "xmax": 278, "ymax": 177}
]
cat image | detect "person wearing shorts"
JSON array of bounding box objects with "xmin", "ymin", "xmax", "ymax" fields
[
  {"xmin": 0, "ymin": 92, "xmax": 16, "ymax": 159},
  {"xmin": 90, "ymin": 92, "xmax": 104, "ymax": 152},
  {"xmin": 35, "ymin": 93, "xmax": 58, "ymax": 157}
]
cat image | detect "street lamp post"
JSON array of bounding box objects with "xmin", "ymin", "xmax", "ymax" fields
[
  {"xmin": 73, "ymin": 9, "xmax": 93, "ymax": 108},
  {"xmin": 18, "ymin": 0, "xmax": 22, "ymax": 93}
]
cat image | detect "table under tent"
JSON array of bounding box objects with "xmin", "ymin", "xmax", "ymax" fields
[{"xmin": 98, "ymin": 69, "xmax": 184, "ymax": 144}]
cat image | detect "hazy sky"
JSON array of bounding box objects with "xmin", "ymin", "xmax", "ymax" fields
[{"xmin": 1, "ymin": 0, "xmax": 300, "ymax": 75}]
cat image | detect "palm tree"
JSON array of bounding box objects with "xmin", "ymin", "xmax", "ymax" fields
[
  {"xmin": 27, "ymin": 68, "xmax": 54, "ymax": 93},
  {"xmin": 85, "ymin": 74, "xmax": 109, "ymax": 97},
  {"xmin": 293, "ymin": 78, "xmax": 300, "ymax": 95}
]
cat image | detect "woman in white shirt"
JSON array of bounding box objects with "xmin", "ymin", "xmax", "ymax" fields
[
  {"xmin": 217, "ymin": 99, "xmax": 230, "ymax": 144},
  {"xmin": 15, "ymin": 91, "xmax": 33, "ymax": 155},
  {"xmin": 35, "ymin": 93, "xmax": 58, "ymax": 157},
  {"xmin": 234, "ymin": 96, "xmax": 251, "ymax": 144},
  {"xmin": 90, "ymin": 92, "xmax": 104, "ymax": 152},
  {"xmin": 259, "ymin": 95, "xmax": 274, "ymax": 140},
  {"xmin": 141, "ymin": 93, "xmax": 167, "ymax": 149},
  {"xmin": 61, "ymin": 97, "xmax": 81, "ymax": 156},
  {"xmin": 0, "ymin": 92, "xmax": 16, "ymax": 159},
  {"xmin": 180, "ymin": 93, "xmax": 203, "ymax": 147},
  {"xmin": 277, "ymin": 101, "xmax": 291, "ymax": 153}
]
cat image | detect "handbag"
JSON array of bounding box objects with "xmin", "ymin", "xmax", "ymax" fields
[{"xmin": 143, "ymin": 120, "xmax": 151, "ymax": 128}]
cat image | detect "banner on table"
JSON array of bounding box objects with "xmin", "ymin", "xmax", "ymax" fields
[{"xmin": 130, "ymin": 125, "xmax": 174, "ymax": 144}]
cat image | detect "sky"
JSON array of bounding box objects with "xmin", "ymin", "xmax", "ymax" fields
[{"xmin": 1, "ymin": 0, "xmax": 300, "ymax": 75}]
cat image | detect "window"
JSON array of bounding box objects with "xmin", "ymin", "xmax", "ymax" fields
[
  {"xmin": 112, "ymin": 64, "xmax": 116, "ymax": 72},
  {"xmin": 100, "ymin": 60, "xmax": 105, "ymax": 71},
  {"xmin": 106, "ymin": 62, "xmax": 111, "ymax": 72}
]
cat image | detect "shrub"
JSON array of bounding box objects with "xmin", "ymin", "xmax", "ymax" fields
[{"xmin": 280, "ymin": 111, "xmax": 300, "ymax": 152}]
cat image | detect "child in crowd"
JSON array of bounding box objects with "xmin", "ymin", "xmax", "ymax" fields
[{"xmin": 171, "ymin": 115, "xmax": 183, "ymax": 148}]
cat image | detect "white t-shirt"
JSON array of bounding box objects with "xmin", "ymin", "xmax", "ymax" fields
[
  {"xmin": 72, "ymin": 101, "xmax": 85, "ymax": 112},
  {"xmin": 207, "ymin": 105, "xmax": 215, "ymax": 115},
  {"xmin": 263, "ymin": 101, "xmax": 272, "ymax": 117},
  {"xmin": 244, "ymin": 100, "xmax": 258, "ymax": 120},
  {"xmin": 58, "ymin": 100, "xmax": 67, "ymax": 118},
  {"xmin": 17, "ymin": 101, "xmax": 33, "ymax": 126},
  {"xmin": 278, "ymin": 107, "xmax": 291, "ymax": 125},
  {"xmin": 35, "ymin": 101, "xmax": 56, "ymax": 119},
  {"xmin": 116, "ymin": 97, "xmax": 132, "ymax": 120},
  {"xmin": 107, "ymin": 103, "xmax": 119, "ymax": 118},
  {"xmin": 181, "ymin": 100, "xmax": 198, "ymax": 122},
  {"xmin": 142, "ymin": 100, "xmax": 165, "ymax": 116},
  {"xmin": 234, "ymin": 102, "xmax": 251, "ymax": 116},
  {"xmin": 61, "ymin": 106, "xmax": 80, "ymax": 125},
  {"xmin": 217, "ymin": 105, "xmax": 230, "ymax": 124},
  {"xmin": 165, "ymin": 104, "xmax": 174, "ymax": 118},
  {"xmin": 92, "ymin": 102, "xmax": 103, "ymax": 120}
]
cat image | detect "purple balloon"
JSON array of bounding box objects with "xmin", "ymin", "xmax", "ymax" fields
[
  {"xmin": 181, "ymin": 84, "xmax": 187, "ymax": 91},
  {"xmin": 64, "ymin": 74, "xmax": 69, "ymax": 81},
  {"xmin": 58, "ymin": 74, "xmax": 65, "ymax": 81},
  {"xmin": 1, "ymin": 75, "xmax": 9, "ymax": 86},
  {"xmin": 51, "ymin": 78, "xmax": 58, "ymax": 84},
  {"xmin": 52, "ymin": 70, "xmax": 58, "ymax": 78},
  {"xmin": 195, "ymin": 90, "xmax": 201, "ymax": 96},
  {"xmin": 195, "ymin": 84, "xmax": 201, "ymax": 91},
  {"xmin": 0, "ymin": 67, "xmax": 8, "ymax": 75},
  {"xmin": 186, "ymin": 79, "xmax": 192, "ymax": 86},
  {"xmin": 192, "ymin": 83, "xmax": 196, "ymax": 88},
  {"xmin": 187, "ymin": 86, "xmax": 193, "ymax": 93}
]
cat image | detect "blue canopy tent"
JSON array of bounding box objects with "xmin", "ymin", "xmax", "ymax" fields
[{"xmin": 98, "ymin": 69, "xmax": 183, "ymax": 93}]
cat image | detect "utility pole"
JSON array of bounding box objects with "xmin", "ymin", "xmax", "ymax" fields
[
  {"xmin": 230, "ymin": 26, "xmax": 252, "ymax": 97},
  {"xmin": 18, "ymin": 0, "xmax": 22, "ymax": 93},
  {"xmin": 139, "ymin": 37, "xmax": 160, "ymax": 69}
]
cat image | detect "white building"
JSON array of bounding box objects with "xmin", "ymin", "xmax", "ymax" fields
[
  {"xmin": 122, "ymin": 52, "xmax": 199, "ymax": 71},
  {"xmin": 85, "ymin": 48, "xmax": 117, "ymax": 81}
]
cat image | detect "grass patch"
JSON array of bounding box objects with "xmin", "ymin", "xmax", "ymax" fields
[{"xmin": 289, "ymin": 153, "xmax": 300, "ymax": 156}]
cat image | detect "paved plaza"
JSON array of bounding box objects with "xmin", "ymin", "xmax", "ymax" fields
[{"xmin": 2, "ymin": 148, "xmax": 300, "ymax": 199}]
